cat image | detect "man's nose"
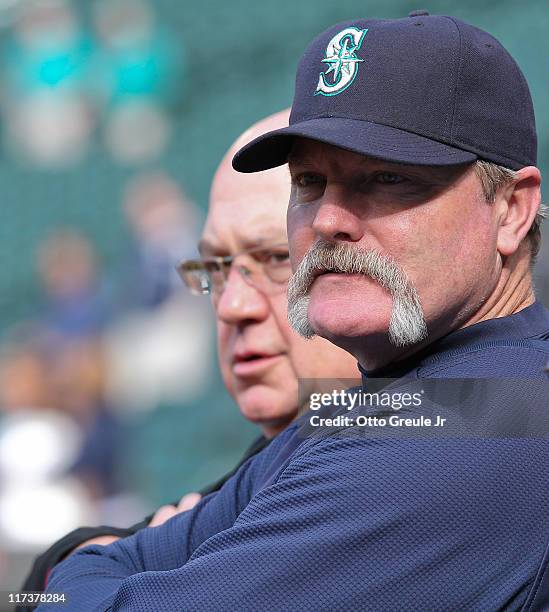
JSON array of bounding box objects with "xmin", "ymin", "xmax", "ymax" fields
[
  {"xmin": 311, "ymin": 185, "xmax": 363, "ymax": 243},
  {"xmin": 215, "ymin": 265, "xmax": 270, "ymax": 325}
]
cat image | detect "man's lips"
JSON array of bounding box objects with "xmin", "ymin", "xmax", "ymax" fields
[
  {"xmin": 311, "ymin": 268, "xmax": 356, "ymax": 279},
  {"xmin": 308, "ymin": 271, "xmax": 378, "ymax": 296},
  {"xmin": 311, "ymin": 270, "xmax": 367, "ymax": 283},
  {"xmin": 232, "ymin": 351, "xmax": 284, "ymax": 376},
  {"xmin": 312, "ymin": 269, "xmax": 334, "ymax": 278}
]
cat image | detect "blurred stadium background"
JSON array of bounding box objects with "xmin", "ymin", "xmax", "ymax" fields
[{"xmin": 0, "ymin": 0, "xmax": 547, "ymax": 595}]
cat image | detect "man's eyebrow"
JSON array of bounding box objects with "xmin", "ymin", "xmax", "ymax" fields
[
  {"xmin": 346, "ymin": 158, "xmax": 471, "ymax": 189},
  {"xmin": 289, "ymin": 148, "xmax": 470, "ymax": 185},
  {"xmin": 238, "ymin": 236, "xmax": 288, "ymax": 251},
  {"xmin": 197, "ymin": 236, "xmax": 288, "ymax": 258},
  {"xmin": 287, "ymin": 150, "xmax": 313, "ymax": 167}
]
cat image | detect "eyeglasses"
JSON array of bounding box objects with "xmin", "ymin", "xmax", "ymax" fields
[{"xmin": 177, "ymin": 243, "xmax": 291, "ymax": 297}]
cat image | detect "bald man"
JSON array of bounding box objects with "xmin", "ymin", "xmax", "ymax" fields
[{"xmin": 21, "ymin": 110, "xmax": 358, "ymax": 598}]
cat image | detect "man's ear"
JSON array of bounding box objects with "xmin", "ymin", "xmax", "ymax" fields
[{"xmin": 496, "ymin": 166, "xmax": 541, "ymax": 257}]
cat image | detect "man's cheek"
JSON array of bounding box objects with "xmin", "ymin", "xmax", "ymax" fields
[
  {"xmin": 269, "ymin": 294, "xmax": 290, "ymax": 335},
  {"xmin": 287, "ymin": 208, "xmax": 314, "ymax": 270},
  {"xmin": 216, "ymin": 324, "xmax": 234, "ymax": 370}
]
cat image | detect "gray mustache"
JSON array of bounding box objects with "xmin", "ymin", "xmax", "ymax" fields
[
  {"xmin": 289, "ymin": 241, "xmax": 412, "ymax": 299},
  {"xmin": 287, "ymin": 241, "xmax": 428, "ymax": 347}
]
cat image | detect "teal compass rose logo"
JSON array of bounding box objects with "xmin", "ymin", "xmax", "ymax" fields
[{"xmin": 316, "ymin": 27, "xmax": 368, "ymax": 96}]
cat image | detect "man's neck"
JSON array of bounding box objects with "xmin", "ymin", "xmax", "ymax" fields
[{"xmin": 460, "ymin": 253, "xmax": 535, "ymax": 328}]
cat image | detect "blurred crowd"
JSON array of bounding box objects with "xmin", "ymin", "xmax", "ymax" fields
[
  {"xmin": 0, "ymin": 3, "xmax": 213, "ymax": 587},
  {"xmin": 0, "ymin": 170, "xmax": 213, "ymax": 557},
  {"xmin": 0, "ymin": 0, "xmax": 183, "ymax": 168}
]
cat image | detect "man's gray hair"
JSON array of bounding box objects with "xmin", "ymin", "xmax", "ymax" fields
[{"xmin": 474, "ymin": 160, "xmax": 547, "ymax": 261}]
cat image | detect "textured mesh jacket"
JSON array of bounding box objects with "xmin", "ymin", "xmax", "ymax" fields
[{"xmin": 39, "ymin": 302, "xmax": 549, "ymax": 611}]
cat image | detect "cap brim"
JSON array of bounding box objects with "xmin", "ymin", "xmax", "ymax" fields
[{"xmin": 232, "ymin": 117, "xmax": 477, "ymax": 173}]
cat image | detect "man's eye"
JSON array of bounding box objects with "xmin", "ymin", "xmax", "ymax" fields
[
  {"xmin": 255, "ymin": 250, "xmax": 290, "ymax": 265},
  {"xmin": 204, "ymin": 259, "xmax": 230, "ymax": 274},
  {"xmin": 374, "ymin": 172, "xmax": 406, "ymax": 185},
  {"xmin": 292, "ymin": 173, "xmax": 324, "ymax": 188},
  {"xmin": 266, "ymin": 251, "xmax": 290, "ymax": 265}
]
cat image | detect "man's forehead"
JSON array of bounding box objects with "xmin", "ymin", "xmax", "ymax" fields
[
  {"xmin": 201, "ymin": 195, "xmax": 287, "ymax": 255},
  {"xmin": 198, "ymin": 231, "xmax": 286, "ymax": 255},
  {"xmin": 288, "ymin": 138, "xmax": 474, "ymax": 181},
  {"xmin": 199, "ymin": 221, "xmax": 287, "ymax": 256},
  {"xmin": 202, "ymin": 157, "xmax": 291, "ymax": 254}
]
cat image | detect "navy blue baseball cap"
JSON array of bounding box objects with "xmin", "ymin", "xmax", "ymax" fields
[{"xmin": 233, "ymin": 12, "xmax": 536, "ymax": 172}]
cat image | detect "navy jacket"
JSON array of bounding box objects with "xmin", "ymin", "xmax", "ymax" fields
[
  {"xmin": 39, "ymin": 303, "xmax": 549, "ymax": 611},
  {"xmin": 19, "ymin": 435, "xmax": 270, "ymax": 607}
]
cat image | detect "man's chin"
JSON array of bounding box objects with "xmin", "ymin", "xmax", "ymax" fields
[
  {"xmin": 306, "ymin": 297, "xmax": 392, "ymax": 341},
  {"xmin": 310, "ymin": 322, "xmax": 390, "ymax": 352},
  {"xmin": 235, "ymin": 385, "xmax": 297, "ymax": 425}
]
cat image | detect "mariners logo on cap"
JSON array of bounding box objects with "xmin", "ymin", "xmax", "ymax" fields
[{"xmin": 315, "ymin": 27, "xmax": 368, "ymax": 96}]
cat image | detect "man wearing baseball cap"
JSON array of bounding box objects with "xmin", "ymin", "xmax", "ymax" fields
[{"xmin": 39, "ymin": 14, "xmax": 549, "ymax": 611}]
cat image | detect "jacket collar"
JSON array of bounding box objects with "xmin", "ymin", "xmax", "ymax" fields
[{"xmin": 359, "ymin": 301, "xmax": 549, "ymax": 382}]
